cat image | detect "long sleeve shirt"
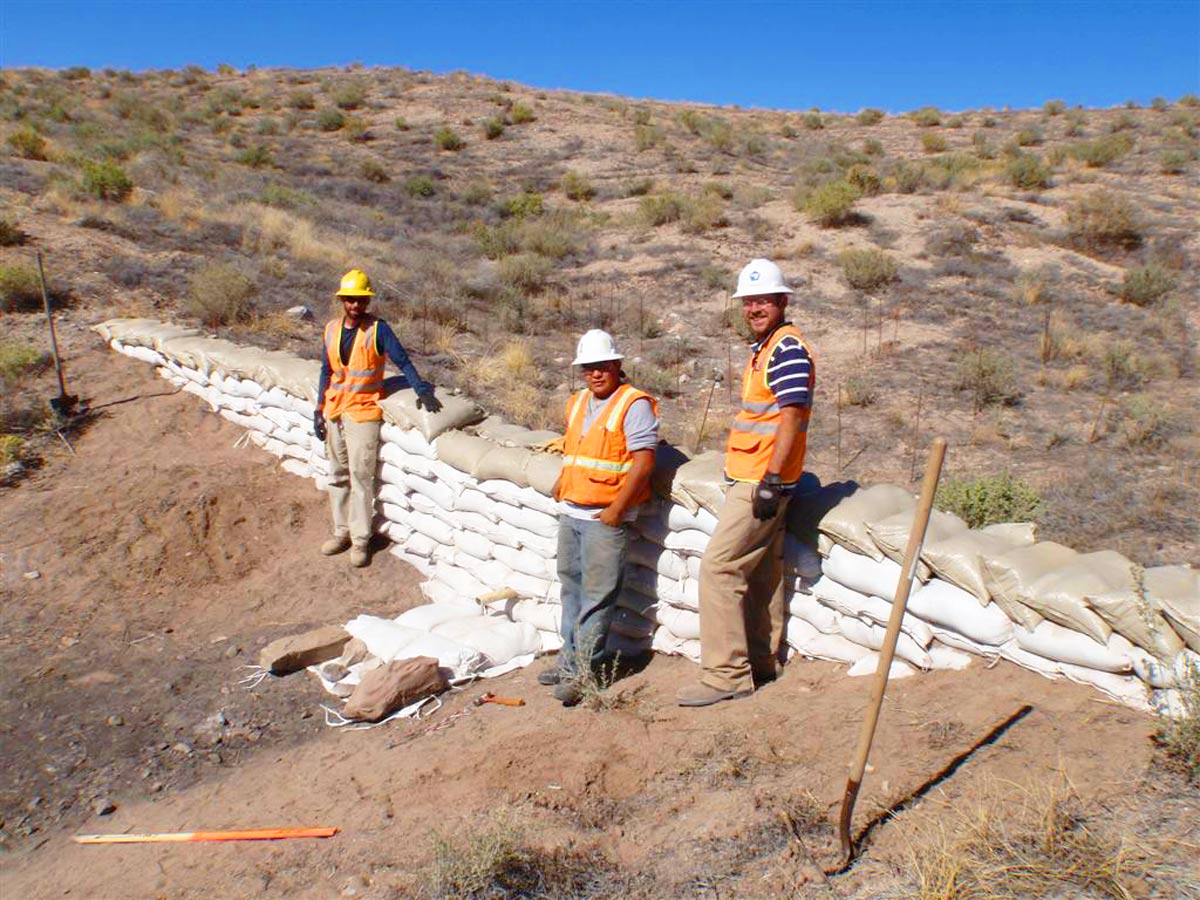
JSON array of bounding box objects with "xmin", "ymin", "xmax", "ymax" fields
[{"xmin": 317, "ymin": 317, "xmax": 431, "ymax": 411}]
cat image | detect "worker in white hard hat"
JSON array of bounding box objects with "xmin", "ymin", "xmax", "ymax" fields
[
  {"xmin": 315, "ymin": 268, "xmax": 441, "ymax": 568},
  {"xmin": 678, "ymin": 259, "xmax": 816, "ymax": 707},
  {"xmin": 541, "ymin": 329, "xmax": 659, "ymax": 706}
]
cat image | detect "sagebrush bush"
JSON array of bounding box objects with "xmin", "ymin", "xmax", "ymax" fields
[
  {"xmin": 500, "ymin": 192, "xmax": 543, "ymax": 220},
  {"xmin": 954, "ymin": 348, "xmax": 1020, "ymax": 409},
  {"xmin": 846, "ymin": 164, "xmax": 881, "ymax": 196},
  {"xmin": 330, "ymin": 80, "xmax": 366, "ymax": 110},
  {"xmin": 186, "ymin": 264, "xmax": 258, "ymax": 326},
  {"xmin": 8, "ymin": 126, "xmax": 47, "ymax": 160},
  {"xmin": 434, "ymin": 127, "xmax": 464, "ymax": 151},
  {"xmin": 911, "ymin": 106, "xmax": 942, "ymax": 127},
  {"xmin": 0, "ymin": 341, "xmax": 48, "ymax": 383},
  {"xmin": 1159, "ymin": 147, "xmax": 1193, "ymax": 174},
  {"xmin": 801, "ymin": 180, "xmax": 861, "ymax": 227},
  {"xmin": 802, "ymin": 112, "xmax": 824, "ymax": 131},
  {"xmin": 561, "ymin": 170, "xmax": 595, "ymax": 201},
  {"xmin": 498, "ymin": 252, "xmax": 553, "ymax": 294},
  {"xmin": 1066, "ymin": 190, "xmax": 1142, "ymax": 252},
  {"xmin": 1006, "ymin": 153, "xmax": 1051, "ymax": 189},
  {"xmin": 286, "ymin": 90, "xmax": 315, "ymax": 110},
  {"xmin": 837, "ymin": 247, "xmax": 897, "ymax": 291},
  {"xmin": 679, "ymin": 194, "xmax": 728, "ymax": 235},
  {"xmin": 361, "ymin": 160, "xmax": 389, "ymax": 183},
  {"xmin": 404, "ymin": 174, "xmax": 435, "ymax": 197},
  {"xmin": 316, "ymin": 108, "xmax": 345, "ymax": 132},
  {"xmin": 0, "ymin": 218, "xmax": 28, "ymax": 246},
  {"xmin": 1120, "ymin": 395, "xmax": 1175, "ymax": 448},
  {"xmin": 1119, "ymin": 264, "xmax": 1175, "ymax": 306},
  {"xmin": 509, "ymin": 103, "xmax": 535, "ymax": 124},
  {"xmin": 482, "ymin": 117, "xmax": 505, "ymax": 140},
  {"xmin": 842, "ymin": 375, "xmax": 877, "ymax": 407},
  {"xmin": 856, "ymin": 108, "xmax": 885, "ymax": 126},
  {"xmin": 0, "ymin": 265, "xmax": 45, "ymax": 312},
  {"xmin": 921, "ymin": 132, "xmax": 948, "ymax": 153},
  {"xmin": 235, "ymin": 144, "xmax": 272, "ymax": 168},
  {"xmin": 1043, "ymin": 99, "xmax": 1067, "ymax": 116},
  {"xmin": 1069, "ymin": 133, "xmax": 1135, "ymax": 167},
  {"xmin": 639, "ymin": 192, "xmax": 685, "ymax": 227},
  {"xmin": 936, "ymin": 473, "xmax": 1042, "ymax": 528},
  {"xmin": 1015, "ymin": 127, "xmax": 1043, "ymax": 146},
  {"xmin": 79, "ymin": 158, "xmax": 133, "ymax": 201}
]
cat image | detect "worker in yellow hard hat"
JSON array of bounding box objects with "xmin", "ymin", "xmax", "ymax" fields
[{"xmin": 315, "ymin": 268, "xmax": 441, "ymax": 567}]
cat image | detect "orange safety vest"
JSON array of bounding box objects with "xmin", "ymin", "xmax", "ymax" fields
[
  {"xmin": 322, "ymin": 316, "xmax": 385, "ymax": 423},
  {"xmin": 725, "ymin": 324, "xmax": 814, "ymax": 484},
  {"xmin": 559, "ymin": 383, "xmax": 657, "ymax": 508}
]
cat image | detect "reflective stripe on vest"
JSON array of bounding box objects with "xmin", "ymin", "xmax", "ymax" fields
[
  {"xmin": 559, "ymin": 383, "xmax": 657, "ymax": 508},
  {"xmin": 322, "ymin": 317, "xmax": 385, "ymax": 423},
  {"xmin": 724, "ymin": 324, "xmax": 814, "ymax": 484}
]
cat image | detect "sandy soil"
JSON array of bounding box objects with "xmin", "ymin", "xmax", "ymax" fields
[{"xmin": 0, "ymin": 324, "xmax": 1196, "ymax": 899}]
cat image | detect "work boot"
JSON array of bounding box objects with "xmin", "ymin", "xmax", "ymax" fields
[
  {"xmin": 349, "ymin": 546, "xmax": 370, "ymax": 568},
  {"xmin": 321, "ymin": 535, "xmax": 351, "ymax": 556},
  {"xmin": 537, "ymin": 667, "xmax": 562, "ymax": 686},
  {"xmin": 553, "ymin": 681, "xmax": 583, "ymax": 707},
  {"xmin": 676, "ymin": 682, "xmax": 753, "ymax": 708}
]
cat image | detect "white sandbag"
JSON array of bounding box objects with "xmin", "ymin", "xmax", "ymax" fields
[
  {"xmin": 999, "ymin": 641, "xmax": 1062, "ymax": 678},
  {"xmin": 453, "ymin": 529, "xmax": 494, "ymax": 561},
  {"xmin": 787, "ymin": 591, "xmax": 841, "ymax": 634},
  {"xmin": 432, "ymin": 561, "xmax": 490, "ymax": 600},
  {"xmin": 454, "ymin": 488, "xmax": 500, "ymax": 521},
  {"xmin": 983, "ymin": 542, "xmax": 1079, "ymax": 631},
  {"xmin": 378, "ymin": 483, "xmax": 410, "ymax": 509},
  {"xmin": 516, "ymin": 530, "xmax": 556, "ymax": 557},
  {"xmin": 1088, "ymin": 578, "xmax": 1185, "ymax": 662},
  {"xmin": 1058, "ymin": 664, "xmax": 1148, "ymax": 711},
  {"xmin": 665, "ymin": 504, "xmax": 720, "ymax": 536},
  {"xmin": 539, "ymin": 630, "xmax": 564, "ymax": 653},
  {"xmin": 505, "ymin": 569, "xmax": 558, "ymax": 600},
  {"xmin": 381, "ymin": 521, "xmax": 412, "ymax": 544},
  {"xmin": 1149, "ymin": 688, "xmax": 1188, "ymax": 719},
  {"xmin": 401, "ymin": 471, "xmax": 457, "ymax": 512},
  {"xmin": 907, "ymin": 579, "xmax": 1013, "ymax": 647},
  {"xmin": 492, "ymin": 544, "xmax": 553, "ymax": 578},
  {"xmin": 654, "ymin": 604, "xmax": 701, "ymax": 641},
  {"xmin": 378, "ymin": 389, "xmax": 485, "ymax": 442},
  {"xmin": 927, "ymin": 643, "xmax": 974, "ymax": 671},
  {"xmin": 1129, "ymin": 648, "xmax": 1200, "ymax": 690},
  {"xmin": 929, "ymin": 627, "xmax": 997, "ymax": 658},
  {"xmin": 836, "ymin": 615, "xmax": 932, "ymax": 669},
  {"xmin": 670, "ymin": 451, "xmax": 728, "ymax": 515},
  {"xmin": 280, "ymin": 458, "xmax": 314, "ymax": 481},
  {"xmin": 627, "ymin": 565, "xmax": 688, "ymax": 607},
  {"xmin": 434, "ymin": 431, "xmax": 495, "ymax": 474},
  {"xmin": 380, "ymin": 502, "xmax": 411, "ymax": 527},
  {"xmin": 476, "ymin": 478, "xmax": 528, "ymax": 507},
  {"xmin": 1144, "ymin": 565, "xmax": 1200, "ymax": 653},
  {"xmin": 469, "ymin": 558, "xmax": 515, "ymax": 591},
  {"xmin": 1013, "ymin": 621, "xmax": 1133, "ymax": 673},
  {"xmin": 525, "ymin": 452, "xmax": 562, "ymax": 497},
  {"xmin": 258, "ymin": 405, "xmax": 294, "ymax": 432},
  {"xmin": 492, "ymin": 502, "xmax": 559, "ymax": 540},
  {"xmin": 686, "ymin": 555, "xmax": 702, "ymax": 580},
  {"xmin": 819, "ymin": 484, "xmax": 915, "ymax": 561},
  {"xmin": 1023, "ymin": 552, "xmax": 1128, "ymax": 645},
  {"xmin": 474, "ymin": 417, "xmax": 561, "ymax": 449},
  {"xmin": 665, "ymin": 528, "xmax": 710, "ymax": 557},
  {"xmin": 509, "ymin": 599, "xmax": 561, "ymax": 633},
  {"xmin": 262, "ymin": 437, "xmax": 288, "ymax": 458},
  {"xmin": 400, "ymin": 531, "xmax": 438, "ymax": 559},
  {"xmin": 409, "ymin": 511, "xmax": 454, "ymax": 546},
  {"xmin": 182, "ymin": 380, "xmax": 220, "ymax": 411},
  {"xmin": 680, "ymin": 577, "xmax": 700, "ymax": 610},
  {"xmin": 381, "ymin": 422, "xmax": 438, "ymax": 459},
  {"xmin": 869, "ymin": 508, "xmax": 968, "ymax": 573},
  {"xmin": 433, "ymin": 617, "xmax": 540, "ymax": 666},
  {"xmin": 848, "ymin": 654, "xmax": 917, "ymax": 680},
  {"xmin": 474, "ymin": 446, "xmax": 534, "ymax": 488},
  {"xmin": 783, "ymin": 533, "xmax": 824, "ymax": 584},
  {"xmin": 786, "ymin": 617, "xmax": 873, "ymax": 664},
  {"xmin": 810, "ymin": 577, "xmax": 934, "ymax": 647},
  {"xmin": 920, "ymin": 526, "xmax": 1035, "ymax": 603},
  {"xmin": 420, "ymin": 578, "xmax": 464, "ymax": 606},
  {"xmin": 408, "ymin": 493, "xmax": 457, "ymax": 529},
  {"xmin": 628, "ymin": 540, "xmax": 687, "ymax": 581},
  {"xmin": 511, "ymin": 484, "xmax": 559, "ymax": 518},
  {"xmin": 342, "ymin": 616, "xmax": 423, "ymax": 662},
  {"xmin": 822, "ymin": 544, "xmax": 904, "ymax": 600},
  {"xmin": 378, "ymin": 461, "xmax": 407, "ymax": 489},
  {"xmin": 652, "ymin": 628, "xmax": 702, "ymax": 662},
  {"xmin": 395, "ymin": 602, "xmax": 481, "ymax": 631},
  {"xmin": 429, "ymin": 459, "xmax": 471, "ymax": 488},
  {"xmin": 388, "ymin": 545, "xmax": 434, "ymax": 575}
]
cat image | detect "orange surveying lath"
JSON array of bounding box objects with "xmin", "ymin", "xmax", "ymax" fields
[{"xmin": 72, "ymin": 827, "xmax": 338, "ymax": 845}]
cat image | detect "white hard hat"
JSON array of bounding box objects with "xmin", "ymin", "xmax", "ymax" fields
[
  {"xmin": 732, "ymin": 258, "xmax": 793, "ymax": 299},
  {"xmin": 572, "ymin": 329, "xmax": 624, "ymax": 366}
]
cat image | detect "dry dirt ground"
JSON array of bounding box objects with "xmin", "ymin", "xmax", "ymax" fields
[{"xmin": 1, "ymin": 326, "xmax": 1198, "ymax": 899}]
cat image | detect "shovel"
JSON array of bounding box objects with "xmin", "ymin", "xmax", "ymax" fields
[
  {"xmin": 837, "ymin": 437, "xmax": 946, "ymax": 866},
  {"xmin": 36, "ymin": 251, "xmax": 77, "ymax": 419}
]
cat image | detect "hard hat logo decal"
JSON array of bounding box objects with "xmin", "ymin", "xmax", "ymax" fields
[{"xmin": 750, "ymin": 271, "xmax": 760, "ymax": 281}]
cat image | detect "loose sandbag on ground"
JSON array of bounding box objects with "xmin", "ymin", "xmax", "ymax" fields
[
  {"xmin": 1088, "ymin": 574, "xmax": 1185, "ymax": 662},
  {"xmin": 671, "ymin": 451, "xmax": 728, "ymax": 516},
  {"xmin": 907, "ymin": 578, "xmax": 1013, "ymax": 647},
  {"xmin": 473, "ymin": 446, "xmax": 534, "ymax": 487},
  {"xmin": 920, "ymin": 525, "xmax": 1035, "ymax": 604},
  {"xmin": 1144, "ymin": 565, "xmax": 1200, "ymax": 653},
  {"xmin": 868, "ymin": 508, "xmax": 968, "ymax": 580},
  {"xmin": 432, "ymin": 617, "xmax": 541, "ymax": 667},
  {"xmin": 1013, "ymin": 621, "xmax": 1134, "ymax": 673},
  {"xmin": 343, "ymin": 657, "xmax": 448, "ymax": 722},
  {"xmin": 847, "ymin": 654, "xmax": 916, "ymax": 679},
  {"xmin": 983, "ymin": 542, "xmax": 1081, "ymax": 631},
  {"xmin": 378, "ymin": 389, "xmax": 485, "ymax": 442},
  {"xmin": 1022, "ymin": 551, "xmax": 1135, "ymax": 645},
  {"xmin": 819, "ymin": 484, "xmax": 915, "ymax": 561},
  {"xmin": 434, "ymin": 431, "xmax": 495, "ymax": 475}
]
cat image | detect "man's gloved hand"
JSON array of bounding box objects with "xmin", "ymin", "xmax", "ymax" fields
[
  {"xmin": 415, "ymin": 388, "xmax": 442, "ymax": 414},
  {"xmin": 752, "ymin": 473, "xmax": 783, "ymax": 521},
  {"xmin": 313, "ymin": 411, "xmax": 327, "ymax": 442}
]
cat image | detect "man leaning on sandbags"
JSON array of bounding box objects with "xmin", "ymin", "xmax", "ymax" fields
[
  {"xmin": 542, "ymin": 330, "xmax": 659, "ymax": 706},
  {"xmin": 677, "ymin": 259, "xmax": 816, "ymax": 707},
  {"xmin": 314, "ymin": 269, "xmax": 441, "ymax": 568}
]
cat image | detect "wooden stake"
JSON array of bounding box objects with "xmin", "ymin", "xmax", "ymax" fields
[
  {"xmin": 726, "ymin": 344, "xmax": 733, "ymax": 404},
  {"xmin": 693, "ymin": 380, "xmax": 716, "ymax": 454},
  {"xmin": 910, "ymin": 387, "xmax": 923, "ymax": 482}
]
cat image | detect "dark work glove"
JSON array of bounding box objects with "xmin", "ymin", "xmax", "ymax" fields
[
  {"xmin": 415, "ymin": 388, "xmax": 442, "ymax": 414},
  {"xmin": 752, "ymin": 473, "xmax": 784, "ymax": 521},
  {"xmin": 313, "ymin": 411, "xmax": 327, "ymax": 441}
]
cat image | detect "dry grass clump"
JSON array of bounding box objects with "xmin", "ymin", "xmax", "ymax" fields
[
  {"xmin": 837, "ymin": 247, "xmax": 898, "ymax": 291},
  {"xmin": 0, "ymin": 264, "xmax": 45, "ymax": 312},
  {"xmin": 954, "ymin": 348, "xmax": 1020, "ymax": 411},
  {"xmin": 456, "ymin": 341, "xmax": 551, "ymax": 428},
  {"xmin": 186, "ymin": 263, "xmax": 258, "ymax": 326},
  {"xmin": 1118, "ymin": 264, "xmax": 1175, "ymax": 306},
  {"xmin": 1153, "ymin": 659, "xmax": 1200, "ymax": 780},
  {"xmin": 1065, "ymin": 191, "xmax": 1142, "ymax": 254},
  {"xmin": 905, "ymin": 778, "xmax": 1155, "ymax": 900}
]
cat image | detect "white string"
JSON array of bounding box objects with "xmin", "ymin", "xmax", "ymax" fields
[
  {"xmin": 236, "ymin": 665, "xmax": 271, "ymax": 689},
  {"xmin": 232, "ymin": 431, "xmax": 252, "ymax": 450}
]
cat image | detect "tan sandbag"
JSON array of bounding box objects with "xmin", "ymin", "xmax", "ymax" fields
[
  {"xmin": 652, "ymin": 443, "xmax": 692, "ymax": 508},
  {"xmin": 1088, "ymin": 566, "xmax": 1185, "ymax": 661},
  {"xmin": 1023, "ymin": 551, "xmax": 1131, "ymax": 645},
  {"xmin": 159, "ymin": 335, "xmax": 250, "ymax": 377},
  {"xmin": 983, "ymin": 542, "xmax": 1082, "ymax": 631},
  {"xmin": 473, "ymin": 445, "xmax": 534, "ymax": 487},
  {"xmin": 867, "ymin": 508, "xmax": 967, "ymax": 581},
  {"xmin": 377, "ymin": 389, "xmax": 485, "ymax": 442},
  {"xmin": 474, "ymin": 417, "xmax": 561, "ymax": 449},
  {"xmin": 526, "ymin": 452, "xmax": 562, "ymax": 497},
  {"xmin": 671, "ymin": 450, "xmax": 728, "ymax": 516},
  {"xmin": 980, "ymin": 522, "xmax": 1037, "ymax": 543},
  {"xmin": 819, "ymin": 484, "xmax": 915, "ymax": 561},
  {"xmin": 254, "ymin": 354, "xmax": 322, "ymax": 404},
  {"xmin": 921, "ymin": 526, "xmax": 1036, "ymax": 605},
  {"xmin": 1145, "ymin": 565, "xmax": 1200, "ymax": 653},
  {"xmin": 343, "ymin": 656, "xmax": 448, "ymax": 722},
  {"xmin": 205, "ymin": 344, "xmax": 275, "ymax": 381},
  {"xmin": 434, "ymin": 431, "xmax": 495, "ymax": 475}
]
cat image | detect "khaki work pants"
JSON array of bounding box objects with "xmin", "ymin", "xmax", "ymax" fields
[
  {"xmin": 698, "ymin": 481, "xmax": 789, "ymax": 693},
  {"xmin": 325, "ymin": 416, "xmax": 381, "ymax": 549}
]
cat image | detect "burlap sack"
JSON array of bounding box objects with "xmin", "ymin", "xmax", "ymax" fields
[
  {"xmin": 525, "ymin": 452, "xmax": 562, "ymax": 497},
  {"xmin": 435, "ymin": 431, "xmax": 495, "ymax": 474},
  {"xmin": 1022, "ymin": 551, "xmax": 1128, "ymax": 645},
  {"xmin": 1088, "ymin": 566, "xmax": 1186, "ymax": 662},
  {"xmin": 378, "ymin": 390, "xmax": 485, "ymax": 442},
  {"xmin": 473, "ymin": 446, "xmax": 534, "ymax": 487},
  {"xmin": 819, "ymin": 484, "xmax": 915, "ymax": 561},
  {"xmin": 475, "ymin": 417, "xmax": 561, "ymax": 449},
  {"xmin": 343, "ymin": 656, "xmax": 448, "ymax": 722},
  {"xmin": 920, "ymin": 525, "xmax": 1036, "ymax": 605},
  {"xmin": 982, "ymin": 541, "xmax": 1079, "ymax": 631},
  {"xmin": 867, "ymin": 508, "xmax": 968, "ymax": 581}
]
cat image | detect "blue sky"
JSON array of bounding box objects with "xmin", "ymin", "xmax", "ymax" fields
[{"xmin": 2, "ymin": 1, "xmax": 1197, "ymax": 111}]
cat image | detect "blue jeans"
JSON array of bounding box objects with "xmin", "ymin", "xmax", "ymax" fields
[{"xmin": 556, "ymin": 516, "xmax": 628, "ymax": 676}]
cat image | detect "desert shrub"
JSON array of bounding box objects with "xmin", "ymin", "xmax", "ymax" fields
[
  {"xmin": 856, "ymin": 108, "xmax": 885, "ymax": 126},
  {"xmin": 837, "ymin": 247, "xmax": 897, "ymax": 290},
  {"xmin": 0, "ymin": 218, "xmax": 27, "ymax": 246},
  {"xmin": 258, "ymin": 183, "xmax": 316, "ymax": 208},
  {"xmin": 7, "ymin": 126, "xmax": 47, "ymax": 160},
  {"xmin": 921, "ymin": 132, "xmax": 948, "ymax": 153},
  {"xmin": 926, "ymin": 222, "xmax": 979, "ymax": 256},
  {"xmin": 509, "ymin": 103, "xmax": 535, "ymax": 124},
  {"xmin": 330, "ymin": 80, "xmax": 366, "ymax": 110},
  {"xmin": 482, "ymin": 117, "xmax": 505, "ymax": 140},
  {"xmin": 80, "ymin": 158, "xmax": 133, "ymax": 201},
  {"xmin": 1045, "ymin": 144, "xmax": 1067, "ymax": 166},
  {"xmin": 0, "ymin": 340, "xmax": 49, "ymax": 385},
  {"xmin": 255, "ymin": 117, "xmax": 280, "ymax": 136},
  {"xmin": 862, "ymin": 137, "xmax": 884, "ymax": 156},
  {"xmin": 61, "ymin": 66, "xmax": 90, "ymax": 80},
  {"xmin": 1006, "ymin": 152, "xmax": 1051, "ymax": 189},
  {"xmin": 516, "ymin": 213, "xmax": 585, "ymax": 259},
  {"xmin": 316, "ymin": 108, "xmax": 345, "ymax": 131},
  {"xmin": 498, "ymin": 252, "xmax": 553, "ymax": 294},
  {"xmin": 404, "ymin": 174, "xmax": 436, "ymax": 197},
  {"xmin": 1109, "ymin": 111, "xmax": 1138, "ymax": 131},
  {"xmin": 845, "ymin": 164, "xmax": 881, "ymax": 196},
  {"xmin": 499, "ymin": 191, "xmax": 543, "ymax": 220},
  {"xmin": 801, "ymin": 180, "xmax": 861, "ymax": 227},
  {"xmin": 890, "ymin": 160, "xmax": 924, "ymax": 193},
  {"xmin": 936, "ymin": 473, "xmax": 1042, "ymax": 527},
  {"xmin": 434, "ymin": 126, "xmax": 464, "ymax": 151},
  {"xmin": 561, "ymin": 170, "xmax": 595, "ymax": 201},
  {"xmin": 842, "ymin": 375, "xmax": 877, "ymax": 407},
  {"xmin": 639, "ymin": 192, "xmax": 686, "ymax": 227},
  {"xmin": 235, "ymin": 144, "xmax": 272, "ymax": 168},
  {"xmin": 911, "ymin": 106, "xmax": 942, "ymax": 127},
  {"xmin": 1069, "ymin": 132, "xmax": 1135, "ymax": 167},
  {"xmin": 803, "ymin": 112, "xmax": 824, "ymax": 130},
  {"xmin": 633, "ymin": 124, "xmax": 662, "ymax": 151},
  {"xmin": 1119, "ymin": 264, "xmax": 1175, "ymax": 306},
  {"xmin": 623, "ymin": 177, "xmax": 654, "ymax": 197},
  {"xmin": 286, "ymin": 90, "xmax": 315, "ymax": 110},
  {"xmin": 1015, "ymin": 127, "xmax": 1043, "ymax": 146},
  {"xmin": 394, "ymin": 116, "xmax": 410, "ymax": 130},
  {"xmin": 186, "ymin": 263, "xmax": 258, "ymax": 326},
  {"xmin": 343, "ymin": 117, "xmax": 370, "ymax": 142},
  {"xmin": 1154, "ymin": 660, "xmax": 1199, "ymax": 780},
  {"xmin": 1066, "ymin": 190, "xmax": 1142, "ymax": 252},
  {"xmin": 1119, "ymin": 395, "xmax": 1175, "ymax": 448},
  {"xmin": 680, "ymin": 194, "xmax": 728, "ymax": 235},
  {"xmin": 953, "ymin": 348, "xmax": 1020, "ymax": 409},
  {"xmin": 1159, "ymin": 147, "xmax": 1194, "ymax": 174},
  {"xmin": 462, "ymin": 179, "xmax": 492, "ymax": 206},
  {"xmin": 1043, "ymin": 99, "xmax": 1067, "ymax": 116},
  {"xmin": 360, "ymin": 160, "xmax": 390, "ymax": 183}
]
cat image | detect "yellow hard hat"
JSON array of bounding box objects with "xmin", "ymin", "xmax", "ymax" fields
[{"xmin": 336, "ymin": 268, "xmax": 374, "ymax": 297}]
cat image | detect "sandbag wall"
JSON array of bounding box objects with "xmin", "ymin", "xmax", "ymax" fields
[{"xmin": 97, "ymin": 320, "xmax": 1198, "ymax": 717}]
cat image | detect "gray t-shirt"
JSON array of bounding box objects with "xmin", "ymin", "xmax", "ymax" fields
[{"xmin": 561, "ymin": 395, "xmax": 658, "ymax": 521}]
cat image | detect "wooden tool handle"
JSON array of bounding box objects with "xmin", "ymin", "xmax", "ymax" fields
[
  {"xmin": 484, "ymin": 696, "xmax": 526, "ymax": 707},
  {"xmin": 74, "ymin": 827, "xmax": 338, "ymax": 844}
]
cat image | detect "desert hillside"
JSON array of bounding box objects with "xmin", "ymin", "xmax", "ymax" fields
[{"xmin": 1, "ymin": 65, "xmax": 1197, "ymax": 563}]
